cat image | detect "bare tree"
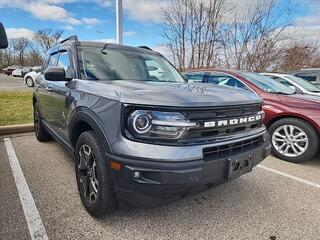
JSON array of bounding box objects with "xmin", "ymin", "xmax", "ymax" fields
[
  {"xmin": 277, "ymin": 41, "xmax": 320, "ymax": 71},
  {"xmin": 162, "ymin": 0, "xmax": 225, "ymax": 71},
  {"xmin": 218, "ymin": 0, "xmax": 293, "ymax": 72},
  {"xmin": 34, "ymin": 29, "xmax": 63, "ymax": 55},
  {"xmin": 11, "ymin": 38, "xmax": 29, "ymax": 66}
]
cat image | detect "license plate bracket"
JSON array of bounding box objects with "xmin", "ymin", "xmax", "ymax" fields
[{"xmin": 226, "ymin": 155, "xmax": 253, "ymax": 180}]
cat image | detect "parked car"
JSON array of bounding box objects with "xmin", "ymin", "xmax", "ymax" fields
[
  {"xmin": 33, "ymin": 36, "xmax": 270, "ymax": 217},
  {"xmin": 5, "ymin": 66, "xmax": 18, "ymax": 75},
  {"xmin": 22, "ymin": 66, "xmax": 33, "ymax": 77},
  {"xmin": 286, "ymin": 69, "xmax": 320, "ymax": 87},
  {"xmin": 24, "ymin": 66, "xmax": 41, "ymax": 87},
  {"xmin": 261, "ymin": 73, "xmax": 320, "ymax": 96},
  {"xmin": 184, "ymin": 70, "xmax": 320, "ymax": 163},
  {"xmin": 12, "ymin": 68, "xmax": 24, "ymax": 77},
  {"xmin": 2, "ymin": 67, "xmax": 7, "ymax": 74}
]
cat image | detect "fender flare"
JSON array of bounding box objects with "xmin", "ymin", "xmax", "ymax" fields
[{"xmin": 68, "ymin": 107, "xmax": 113, "ymax": 154}]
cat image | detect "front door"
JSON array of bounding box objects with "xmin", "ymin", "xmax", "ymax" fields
[{"xmin": 46, "ymin": 50, "xmax": 74, "ymax": 139}]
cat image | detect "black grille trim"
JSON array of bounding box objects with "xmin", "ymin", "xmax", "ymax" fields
[{"xmin": 203, "ymin": 136, "xmax": 264, "ymax": 160}]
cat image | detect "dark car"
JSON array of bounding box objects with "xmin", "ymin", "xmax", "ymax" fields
[
  {"xmin": 286, "ymin": 69, "xmax": 320, "ymax": 87},
  {"xmin": 33, "ymin": 36, "xmax": 270, "ymax": 217},
  {"xmin": 184, "ymin": 70, "xmax": 320, "ymax": 163}
]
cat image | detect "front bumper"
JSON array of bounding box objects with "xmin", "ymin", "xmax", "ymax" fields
[{"xmin": 108, "ymin": 133, "xmax": 271, "ymax": 209}]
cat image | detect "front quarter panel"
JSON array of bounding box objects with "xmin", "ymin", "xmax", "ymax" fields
[{"xmin": 66, "ymin": 87, "xmax": 123, "ymax": 153}]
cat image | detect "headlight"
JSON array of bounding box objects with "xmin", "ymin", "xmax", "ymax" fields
[{"xmin": 126, "ymin": 110, "xmax": 196, "ymax": 141}]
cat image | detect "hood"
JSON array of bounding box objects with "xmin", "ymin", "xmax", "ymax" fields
[
  {"xmin": 279, "ymin": 94, "xmax": 320, "ymax": 109},
  {"xmin": 75, "ymin": 80, "xmax": 262, "ymax": 107}
]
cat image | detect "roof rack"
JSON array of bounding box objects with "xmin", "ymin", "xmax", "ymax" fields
[
  {"xmin": 138, "ymin": 46, "xmax": 153, "ymax": 51},
  {"xmin": 59, "ymin": 35, "xmax": 79, "ymax": 43}
]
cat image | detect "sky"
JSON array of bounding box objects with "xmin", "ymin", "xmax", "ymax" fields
[{"xmin": 0, "ymin": 0, "xmax": 320, "ymax": 50}]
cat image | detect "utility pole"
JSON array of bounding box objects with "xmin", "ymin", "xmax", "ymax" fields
[{"xmin": 116, "ymin": 0, "xmax": 123, "ymax": 44}]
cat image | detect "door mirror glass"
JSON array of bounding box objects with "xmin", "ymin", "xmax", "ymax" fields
[
  {"xmin": 0, "ymin": 23, "xmax": 8, "ymax": 49},
  {"xmin": 44, "ymin": 67, "xmax": 70, "ymax": 81}
]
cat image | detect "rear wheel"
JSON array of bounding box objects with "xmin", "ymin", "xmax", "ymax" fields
[
  {"xmin": 269, "ymin": 118, "xmax": 319, "ymax": 163},
  {"xmin": 75, "ymin": 131, "xmax": 118, "ymax": 217},
  {"xmin": 34, "ymin": 102, "xmax": 51, "ymax": 142},
  {"xmin": 26, "ymin": 77, "xmax": 34, "ymax": 87}
]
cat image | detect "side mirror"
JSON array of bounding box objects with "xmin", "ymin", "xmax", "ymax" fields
[
  {"xmin": 44, "ymin": 67, "xmax": 70, "ymax": 81},
  {"xmin": 0, "ymin": 22, "xmax": 8, "ymax": 49}
]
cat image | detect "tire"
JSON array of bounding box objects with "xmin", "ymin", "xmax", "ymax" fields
[
  {"xmin": 26, "ymin": 77, "xmax": 34, "ymax": 87},
  {"xmin": 269, "ymin": 118, "xmax": 319, "ymax": 163},
  {"xmin": 34, "ymin": 102, "xmax": 51, "ymax": 142},
  {"xmin": 75, "ymin": 131, "xmax": 118, "ymax": 217}
]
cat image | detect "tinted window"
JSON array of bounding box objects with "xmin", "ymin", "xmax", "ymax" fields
[
  {"xmin": 78, "ymin": 46, "xmax": 184, "ymax": 82},
  {"xmin": 184, "ymin": 72, "xmax": 205, "ymax": 82},
  {"xmin": 295, "ymin": 74, "xmax": 316, "ymax": 82},
  {"xmin": 208, "ymin": 73, "xmax": 248, "ymax": 90}
]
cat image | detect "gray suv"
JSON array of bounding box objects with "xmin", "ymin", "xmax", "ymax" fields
[{"xmin": 33, "ymin": 36, "xmax": 271, "ymax": 217}]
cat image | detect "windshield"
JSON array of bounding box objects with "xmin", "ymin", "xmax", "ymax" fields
[
  {"xmin": 240, "ymin": 72, "xmax": 295, "ymax": 94},
  {"xmin": 285, "ymin": 75, "xmax": 320, "ymax": 92},
  {"xmin": 78, "ymin": 46, "xmax": 185, "ymax": 83}
]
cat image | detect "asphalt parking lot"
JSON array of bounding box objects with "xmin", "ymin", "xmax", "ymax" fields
[
  {"xmin": 0, "ymin": 73, "xmax": 30, "ymax": 91},
  {"xmin": 1, "ymin": 133, "xmax": 320, "ymax": 240}
]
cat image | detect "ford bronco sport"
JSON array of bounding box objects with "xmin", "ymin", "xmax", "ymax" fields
[{"xmin": 33, "ymin": 36, "xmax": 271, "ymax": 217}]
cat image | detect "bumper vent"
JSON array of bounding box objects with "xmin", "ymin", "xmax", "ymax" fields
[{"xmin": 203, "ymin": 136, "xmax": 264, "ymax": 160}]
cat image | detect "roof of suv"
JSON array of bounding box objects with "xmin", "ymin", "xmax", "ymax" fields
[{"xmin": 55, "ymin": 36, "xmax": 159, "ymax": 55}]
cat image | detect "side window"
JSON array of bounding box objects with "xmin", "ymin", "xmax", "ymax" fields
[
  {"xmin": 48, "ymin": 53, "xmax": 59, "ymax": 68},
  {"xmin": 57, "ymin": 51, "xmax": 74, "ymax": 78},
  {"xmin": 57, "ymin": 51, "xmax": 71, "ymax": 70},
  {"xmin": 184, "ymin": 72, "xmax": 205, "ymax": 82}
]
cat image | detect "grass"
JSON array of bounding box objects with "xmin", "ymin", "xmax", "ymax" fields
[{"xmin": 0, "ymin": 91, "xmax": 33, "ymax": 126}]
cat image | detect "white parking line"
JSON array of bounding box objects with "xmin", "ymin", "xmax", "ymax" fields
[
  {"xmin": 258, "ymin": 164, "xmax": 320, "ymax": 190},
  {"xmin": 4, "ymin": 138, "xmax": 48, "ymax": 240}
]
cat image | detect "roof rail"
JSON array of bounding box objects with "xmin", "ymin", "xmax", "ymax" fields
[
  {"xmin": 138, "ymin": 46, "xmax": 153, "ymax": 51},
  {"xmin": 59, "ymin": 35, "xmax": 79, "ymax": 44}
]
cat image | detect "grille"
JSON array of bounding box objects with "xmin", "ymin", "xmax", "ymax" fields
[
  {"xmin": 182, "ymin": 104, "xmax": 263, "ymax": 143},
  {"xmin": 185, "ymin": 104, "xmax": 261, "ymax": 121},
  {"xmin": 203, "ymin": 136, "xmax": 263, "ymax": 160}
]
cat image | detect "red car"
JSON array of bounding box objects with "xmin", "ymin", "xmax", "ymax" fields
[{"xmin": 184, "ymin": 69, "xmax": 320, "ymax": 163}]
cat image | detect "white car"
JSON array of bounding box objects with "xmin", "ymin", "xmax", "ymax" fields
[
  {"xmin": 24, "ymin": 67, "xmax": 41, "ymax": 87},
  {"xmin": 12, "ymin": 68, "xmax": 23, "ymax": 77},
  {"xmin": 261, "ymin": 73, "xmax": 320, "ymax": 97}
]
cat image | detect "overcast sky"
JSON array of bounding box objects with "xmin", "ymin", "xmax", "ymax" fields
[{"xmin": 0, "ymin": 0, "xmax": 320, "ymax": 49}]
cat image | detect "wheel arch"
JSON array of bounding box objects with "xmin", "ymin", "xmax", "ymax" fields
[
  {"xmin": 68, "ymin": 108, "xmax": 112, "ymax": 154},
  {"xmin": 266, "ymin": 114, "xmax": 320, "ymax": 135}
]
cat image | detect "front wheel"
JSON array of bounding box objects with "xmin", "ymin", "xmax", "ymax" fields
[
  {"xmin": 26, "ymin": 77, "xmax": 34, "ymax": 87},
  {"xmin": 269, "ymin": 118, "xmax": 319, "ymax": 163},
  {"xmin": 75, "ymin": 131, "xmax": 118, "ymax": 217}
]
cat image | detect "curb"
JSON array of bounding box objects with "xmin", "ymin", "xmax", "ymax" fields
[{"xmin": 0, "ymin": 123, "xmax": 34, "ymax": 136}]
